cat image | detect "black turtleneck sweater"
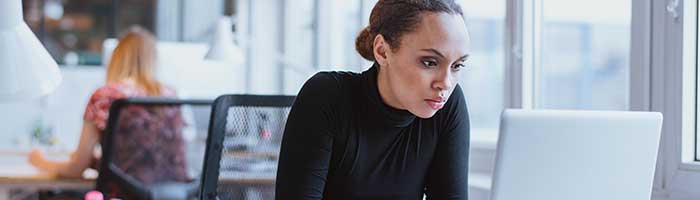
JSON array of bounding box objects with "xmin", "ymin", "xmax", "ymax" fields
[{"xmin": 276, "ymin": 64, "xmax": 470, "ymax": 200}]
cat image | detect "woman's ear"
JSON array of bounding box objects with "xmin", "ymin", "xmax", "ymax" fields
[{"xmin": 373, "ymin": 34, "xmax": 389, "ymax": 66}]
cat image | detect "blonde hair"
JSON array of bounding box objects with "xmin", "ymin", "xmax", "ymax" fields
[{"xmin": 106, "ymin": 26, "xmax": 162, "ymax": 96}]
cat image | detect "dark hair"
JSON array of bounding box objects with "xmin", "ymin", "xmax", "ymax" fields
[{"xmin": 355, "ymin": 0, "xmax": 464, "ymax": 61}]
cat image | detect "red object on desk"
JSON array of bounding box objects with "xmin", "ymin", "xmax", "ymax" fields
[{"xmin": 84, "ymin": 190, "xmax": 103, "ymax": 200}]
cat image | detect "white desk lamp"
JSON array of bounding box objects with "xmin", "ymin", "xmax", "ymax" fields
[
  {"xmin": 204, "ymin": 16, "xmax": 244, "ymax": 65},
  {"xmin": 0, "ymin": 0, "xmax": 62, "ymax": 102}
]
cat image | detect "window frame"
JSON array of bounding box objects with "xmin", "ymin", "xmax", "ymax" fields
[
  {"xmin": 682, "ymin": 0, "xmax": 699, "ymax": 165},
  {"xmin": 693, "ymin": 0, "xmax": 700, "ymax": 163},
  {"xmin": 633, "ymin": 0, "xmax": 699, "ymax": 198},
  {"xmin": 506, "ymin": 0, "xmax": 540, "ymax": 109},
  {"xmin": 508, "ymin": 0, "xmax": 700, "ymax": 197},
  {"xmin": 697, "ymin": 18, "xmax": 700, "ymax": 164}
]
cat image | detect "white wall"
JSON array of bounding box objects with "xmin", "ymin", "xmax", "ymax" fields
[
  {"xmin": 156, "ymin": 42, "xmax": 246, "ymax": 98},
  {"xmin": 0, "ymin": 67, "xmax": 103, "ymax": 151},
  {"xmin": 0, "ymin": 40, "xmax": 248, "ymax": 151}
]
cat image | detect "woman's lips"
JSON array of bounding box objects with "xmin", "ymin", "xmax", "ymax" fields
[{"xmin": 425, "ymin": 99, "xmax": 445, "ymax": 109}]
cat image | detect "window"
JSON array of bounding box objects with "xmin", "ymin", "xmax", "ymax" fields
[
  {"xmin": 280, "ymin": 0, "xmax": 368, "ymax": 94},
  {"xmin": 277, "ymin": 0, "xmax": 507, "ymax": 134},
  {"xmin": 22, "ymin": 0, "xmax": 219, "ymax": 66},
  {"xmin": 282, "ymin": 0, "xmax": 317, "ymax": 94},
  {"xmin": 660, "ymin": 0, "xmax": 700, "ymax": 196},
  {"xmin": 536, "ymin": 0, "xmax": 631, "ymax": 110},
  {"xmin": 319, "ymin": 0, "xmax": 365, "ymax": 72},
  {"xmin": 458, "ymin": 0, "xmax": 506, "ymax": 135},
  {"xmin": 22, "ymin": 0, "xmax": 115, "ymax": 66},
  {"xmin": 22, "ymin": 0, "xmax": 161, "ymax": 66},
  {"xmin": 680, "ymin": 0, "xmax": 700, "ymax": 163}
]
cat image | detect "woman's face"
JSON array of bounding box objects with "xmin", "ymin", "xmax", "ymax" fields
[{"xmin": 375, "ymin": 12, "xmax": 471, "ymax": 119}]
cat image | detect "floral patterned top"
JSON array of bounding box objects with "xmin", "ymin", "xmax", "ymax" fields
[
  {"xmin": 82, "ymin": 82, "xmax": 189, "ymax": 198},
  {"xmin": 83, "ymin": 82, "xmax": 176, "ymax": 131}
]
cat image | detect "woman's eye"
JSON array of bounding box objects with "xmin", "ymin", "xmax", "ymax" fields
[
  {"xmin": 422, "ymin": 60, "xmax": 438, "ymax": 68},
  {"xmin": 452, "ymin": 63, "xmax": 466, "ymax": 71}
]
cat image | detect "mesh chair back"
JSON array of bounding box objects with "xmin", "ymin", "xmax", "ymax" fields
[
  {"xmin": 200, "ymin": 95, "xmax": 294, "ymax": 200},
  {"xmin": 96, "ymin": 98, "xmax": 212, "ymax": 200}
]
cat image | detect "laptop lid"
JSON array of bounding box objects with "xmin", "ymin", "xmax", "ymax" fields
[{"xmin": 490, "ymin": 109, "xmax": 662, "ymax": 200}]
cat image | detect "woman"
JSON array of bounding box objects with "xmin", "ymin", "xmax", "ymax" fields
[
  {"xmin": 28, "ymin": 26, "xmax": 178, "ymax": 179},
  {"xmin": 276, "ymin": 0, "xmax": 471, "ymax": 199}
]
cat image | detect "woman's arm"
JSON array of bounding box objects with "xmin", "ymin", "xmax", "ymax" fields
[
  {"xmin": 425, "ymin": 85, "xmax": 470, "ymax": 200},
  {"xmin": 275, "ymin": 73, "xmax": 339, "ymax": 200},
  {"xmin": 29, "ymin": 121, "xmax": 100, "ymax": 178}
]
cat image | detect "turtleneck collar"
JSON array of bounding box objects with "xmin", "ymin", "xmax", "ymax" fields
[{"xmin": 361, "ymin": 63, "xmax": 416, "ymax": 128}]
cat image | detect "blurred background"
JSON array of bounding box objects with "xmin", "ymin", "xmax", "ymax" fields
[
  {"xmin": 0, "ymin": 0, "xmax": 631, "ymax": 153},
  {"xmin": 2, "ymin": 0, "xmax": 668, "ymax": 199}
]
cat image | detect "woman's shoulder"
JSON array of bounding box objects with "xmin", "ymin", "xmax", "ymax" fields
[
  {"xmin": 93, "ymin": 82, "xmax": 176, "ymax": 97},
  {"xmin": 448, "ymin": 84, "xmax": 468, "ymax": 111},
  {"xmin": 296, "ymin": 71, "xmax": 360, "ymax": 102},
  {"xmin": 90, "ymin": 83, "xmax": 132, "ymax": 100},
  {"xmin": 309, "ymin": 70, "xmax": 359, "ymax": 84},
  {"xmin": 159, "ymin": 84, "xmax": 178, "ymax": 97},
  {"xmin": 301, "ymin": 71, "xmax": 359, "ymax": 93},
  {"xmin": 435, "ymin": 84, "xmax": 469, "ymax": 121}
]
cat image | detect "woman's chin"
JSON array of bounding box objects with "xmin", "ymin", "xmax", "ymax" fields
[{"xmin": 411, "ymin": 108, "xmax": 439, "ymax": 119}]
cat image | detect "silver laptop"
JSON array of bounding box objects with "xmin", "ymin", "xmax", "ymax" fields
[{"xmin": 490, "ymin": 109, "xmax": 663, "ymax": 200}]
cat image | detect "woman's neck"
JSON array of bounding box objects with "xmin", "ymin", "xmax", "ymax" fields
[
  {"xmin": 120, "ymin": 78, "xmax": 136, "ymax": 85},
  {"xmin": 107, "ymin": 77, "xmax": 137, "ymax": 86}
]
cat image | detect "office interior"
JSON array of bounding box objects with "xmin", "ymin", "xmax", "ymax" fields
[{"xmin": 0, "ymin": 0, "xmax": 698, "ymax": 199}]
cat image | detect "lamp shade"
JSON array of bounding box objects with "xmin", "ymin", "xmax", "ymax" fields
[
  {"xmin": 204, "ymin": 17, "xmax": 245, "ymax": 65},
  {"xmin": 0, "ymin": 0, "xmax": 62, "ymax": 102}
]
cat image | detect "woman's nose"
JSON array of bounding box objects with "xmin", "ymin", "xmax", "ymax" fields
[{"xmin": 432, "ymin": 69, "xmax": 453, "ymax": 91}]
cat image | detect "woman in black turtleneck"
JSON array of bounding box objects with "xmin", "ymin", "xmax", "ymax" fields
[{"xmin": 276, "ymin": 0, "xmax": 471, "ymax": 199}]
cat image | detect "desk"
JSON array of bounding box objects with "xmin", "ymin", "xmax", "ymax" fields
[
  {"xmin": 218, "ymin": 152, "xmax": 278, "ymax": 186},
  {"xmin": 219, "ymin": 171, "xmax": 275, "ymax": 186},
  {"xmin": 0, "ymin": 150, "xmax": 278, "ymax": 199},
  {"xmin": 217, "ymin": 171, "xmax": 276, "ymax": 199},
  {"xmin": 0, "ymin": 152, "xmax": 94, "ymax": 200}
]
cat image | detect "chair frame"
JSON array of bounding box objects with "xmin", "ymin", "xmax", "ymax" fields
[
  {"xmin": 199, "ymin": 95, "xmax": 295, "ymax": 200},
  {"xmin": 96, "ymin": 97, "xmax": 213, "ymax": 199}
]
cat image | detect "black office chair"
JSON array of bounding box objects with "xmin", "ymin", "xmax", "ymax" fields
[
  {"xmin": 96, "ymin": 97, "xmax": 213, "ymax": 200},
  {"xmin": 200, "ymin": 95, "xmax": 295, "ymax": 200}
]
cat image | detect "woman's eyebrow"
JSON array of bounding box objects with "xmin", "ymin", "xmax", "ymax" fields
[
  {"xmin": 457, "ymin": 54, "xmax": 469, "ymax": 61},
  {"xmin": 421, "ymin": 49, "xmax": 445, "ymax": 59},
  {"xmin": 421, "ymin": 48, "xmax": 470, "ymax": 61}
]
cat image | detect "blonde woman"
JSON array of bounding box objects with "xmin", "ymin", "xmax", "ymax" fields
[{"xmin": 28, "ymin": 26, "xmax": 178, "ymax": 178}]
